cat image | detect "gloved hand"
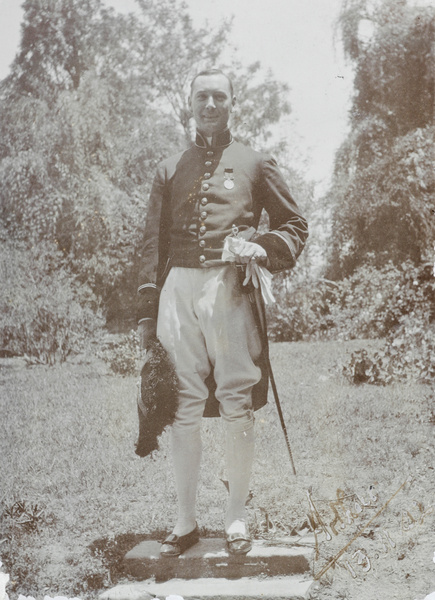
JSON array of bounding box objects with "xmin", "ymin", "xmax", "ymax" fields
[
  {"xmin": 222, "ymin": 236, "xmax": 275, "ymax": 305},
  {"xmin": 231, "ymin": 240, "xmax": 268, "ymax": 266},
  {"xmin": 223, "ymin": 238, "xmax": 267, "ymax": 288}
]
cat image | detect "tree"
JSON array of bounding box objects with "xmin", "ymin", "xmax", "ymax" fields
[
  {"xmin": 135, "ymin": 0, "xmax": 230, "ymax": 138},
  {"xmin": 3, "ymin": 0, "xmax": 121, "ymax": 99},
  {"xmin": 325, "ymin": 0, "xmax": 434, "ymax": 279},
  {"xmin": 134, "ymin": 0, "xmax": 291, "ymax": 148},
  {"xmin": 227, "ymin": 61, "xmax": 291, "ymax": 150},
  {"xmin": 0, "ymin": 0, "xmax": 182, "ymax": 318}
]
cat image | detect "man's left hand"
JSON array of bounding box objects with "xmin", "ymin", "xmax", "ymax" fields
[{"xmin": 232, "ymin": 240, "xmax": 268, "ymax": 266}]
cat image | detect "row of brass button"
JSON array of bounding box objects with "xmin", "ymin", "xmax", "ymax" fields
[{"xmin": 198, "ymin": 151, "xmax": 215, "ymax": 263}]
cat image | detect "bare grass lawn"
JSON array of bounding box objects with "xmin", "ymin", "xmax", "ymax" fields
[{"xmin": 1, "ymin": 339, "xmax": 434, "ymax": 600}]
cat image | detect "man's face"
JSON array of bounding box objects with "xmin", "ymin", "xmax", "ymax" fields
[{"xmin": 189, "ymin": 74, "xmax": 236, "ymax": 137}]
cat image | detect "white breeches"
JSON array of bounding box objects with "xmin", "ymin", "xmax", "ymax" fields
[{"xmin": 157, "ymin": 266, "xmax": 262, "ymax": 430}]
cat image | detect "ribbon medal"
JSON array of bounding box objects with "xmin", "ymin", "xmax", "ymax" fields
[{"xmin": 224, "ymin": 168, "xmax": 235, "ymax": 190}]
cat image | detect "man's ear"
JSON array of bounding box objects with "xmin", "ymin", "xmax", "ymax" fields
[
  {"xmin": 188, "ymin": 95, "xmax": 192, "ymax": 112},
  {"xmin": 231, "ymin": 95, "xmax": 236, "ymax": 112}
]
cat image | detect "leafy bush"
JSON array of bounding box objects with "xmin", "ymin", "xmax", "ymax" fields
[
  {"xmin": 342, "ymin": 318, "xmax": 435, "ymax": 386},
  {"xmin": 0, "ymin": 241, "xmax": 102, "ymax": 363},
  {"xmin": 98, "ymin": 329, "xmax": 140, "ymax": 376},
  {"xmin": 339, "ymin": 262, "xmax": 435, "ymax": 385},
  {"xmin": 267, "ymin": 267, "xmax": 390, "ymax": 343},
  {"xmin": 268, "ymin": 261, "xmax": 435, "ymax": 343},
  {"xmin": 267, "ymin": 274, "xmax": 333, "ymax": 342},
  {"xmin": 268, "ymin": 260, "xmax": 435, "ymax": 386}
]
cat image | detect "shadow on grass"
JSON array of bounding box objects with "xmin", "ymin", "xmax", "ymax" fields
[{"xmin": 90, "ymin": 531, "xmax": 162, "ymax": 585}]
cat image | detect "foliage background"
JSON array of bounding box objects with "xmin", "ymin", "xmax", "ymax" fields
[{"xmin": 0, "ymin": 0, "xmax": 434, "ymax": 598}]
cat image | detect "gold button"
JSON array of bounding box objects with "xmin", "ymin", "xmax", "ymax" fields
[
  {"xmin": 204, "ymin": 172, "xmax": 211, "ymax": 179},
  {"xmin": 199, "ymin": 240, "xmax": 206, "ymax": 247},
  {"xmin": 205, "ymin": 161, "xmax": 212, "ymax": 167},
  {"xmin": 206, "ymin": 151, "xmax": 213, "ymax": 156},
  {"xmin": 199, "ymin": 255, "xmax": 206, "ymax": 263},
  {"xmin": 200, "ymin": 211, "xmax": 207, "ymax": 220},
  {"xmin": 201, "ymin": 197, "xmax": 208, "ymax": 206},
  {"xmin": 202, "ymin": 183, "xmax": 209, "ymax": 191},
  {"xmin": 199, "ymin": 225, "xmax": 206, "ymax": 235}
]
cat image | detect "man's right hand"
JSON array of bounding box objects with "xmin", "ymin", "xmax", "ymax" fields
[{"xmin": 138, "ymin": 319, "xmax": 157, "ymax": 350}]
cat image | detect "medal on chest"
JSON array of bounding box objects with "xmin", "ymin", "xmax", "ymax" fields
[{"xmin": 224, "ymin": 168, "xmax": 235, "ymax": 190}]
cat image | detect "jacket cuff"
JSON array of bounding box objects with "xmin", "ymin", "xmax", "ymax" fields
[
  {"xmin": 136, "ymin": 285, "xmax": 159, "ymax": 323},
  {"xmin": 255, "ymin": 232, "xmax": 296, "ymax": 272}
]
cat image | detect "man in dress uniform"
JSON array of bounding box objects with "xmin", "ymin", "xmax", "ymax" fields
[{"xmin": 137, "ymin": 68, "xmax": 308, "ymax": 556}]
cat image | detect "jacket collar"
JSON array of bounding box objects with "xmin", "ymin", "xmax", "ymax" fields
[{"xmin": 195, "ymin": 128, "xmax": 233, "ymax": 149}]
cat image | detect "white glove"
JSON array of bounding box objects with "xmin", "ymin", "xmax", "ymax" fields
[{"xmin": 222, "ymin": 236, "xmax": 276, "ymax": 305}]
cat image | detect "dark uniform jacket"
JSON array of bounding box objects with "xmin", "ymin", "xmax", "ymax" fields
[{"xmin": 137, "ymin": 128, "xmax": 308, "ymax": 416}]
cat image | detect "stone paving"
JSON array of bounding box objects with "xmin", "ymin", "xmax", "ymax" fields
[
  {"xmin": 100, "ymin": 575, "xmax": 314, "ymax": 600},
  {"xmin": 100, "ymin": 535, "xmax": 316, "ymax": 600}
]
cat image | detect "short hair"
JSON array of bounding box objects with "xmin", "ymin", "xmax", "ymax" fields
[{"xmin": 190, "ymin": 68, "xmax": 234, "ymax": 97}]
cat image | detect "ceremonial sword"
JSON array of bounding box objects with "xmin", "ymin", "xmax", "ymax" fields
[{"xmin": 237, "ymin": 264, "xmax": 297, "ymax": 476}]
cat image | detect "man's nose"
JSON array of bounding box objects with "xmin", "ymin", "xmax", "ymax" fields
[{"xmin": 205, "ymin": 95, "xmax": 216, "ymax": 109}]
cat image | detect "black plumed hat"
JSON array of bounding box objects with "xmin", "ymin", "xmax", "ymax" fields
[{"xmin": 135, "ymin": 338, "xmax": 179, "ymax": 457}]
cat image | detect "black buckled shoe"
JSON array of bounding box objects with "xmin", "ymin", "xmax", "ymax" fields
[{"xmin": 160, "ymin": 524, "xmax": 200, "ymax": 557}]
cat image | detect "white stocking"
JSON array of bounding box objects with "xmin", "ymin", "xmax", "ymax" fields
[
  {"xmin": 224, "ymin": 420, "xmax": 254, "ymax": 534},
  {"xmin": 170, "ymin": 426, "xmax": 202, "ymax": 536}
]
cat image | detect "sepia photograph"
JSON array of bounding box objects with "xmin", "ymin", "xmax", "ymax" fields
[{"xmin": 0, "ymin": 0, "xmax": 434, "ymax": 599}]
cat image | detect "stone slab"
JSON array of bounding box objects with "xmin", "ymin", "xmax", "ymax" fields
[
  {"xmin": 100, "ymin": 576, "xmax": 314, "ymax": 600},
  {"xmin": 124, "ymin": 537, "xmax": 314, "ymax": 582}
]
